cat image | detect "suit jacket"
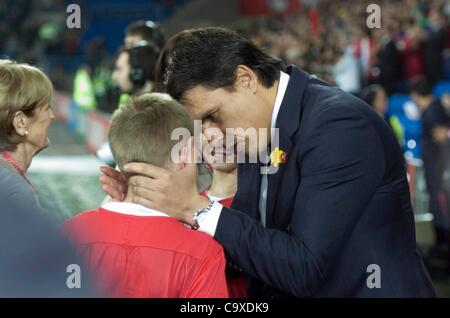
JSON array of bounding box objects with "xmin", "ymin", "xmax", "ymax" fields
[{"xmin": 214, "ymin": 66, "xmax": 436, "ymax": 298}]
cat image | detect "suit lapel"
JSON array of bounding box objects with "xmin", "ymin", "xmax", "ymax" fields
[
  {"xmin": 266, "ymin": 128, "xmax": 293, "ymax": 228},
  {"xmin": 264, "ymin": 65, "xmax": 310, "ymax": 228}
]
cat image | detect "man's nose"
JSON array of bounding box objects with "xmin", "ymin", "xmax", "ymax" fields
[
  {"xmin": 202, "ymin": 119, "xmax": 223, "ymax": 131},
  {"xmin": 202, "ymin": 120, "xmax": 212, "ymax": 132},
  {"xmin": 202, "ymin": 122, "xmax": 224, "ymax": 141}
]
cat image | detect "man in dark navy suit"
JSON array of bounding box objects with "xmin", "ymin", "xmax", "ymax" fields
[{"xmin": 100, "ymin": 27, "xmax": 436, "ymax": 297}]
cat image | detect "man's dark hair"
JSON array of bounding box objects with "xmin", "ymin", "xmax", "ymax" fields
[
  {"xmin": 154, "ymin": 30, "xmax": 191, "ymax": 92},
  {"xmin": 162, "ymin": 27, "xmax": 285, "ymax": 100},
  {"xmin": 411, "ymin": 77, "xmax": 433, "ymax": 97},
  {"xmin": 125, "ymin": 20, "xmax": 166, "ymax": 50}
]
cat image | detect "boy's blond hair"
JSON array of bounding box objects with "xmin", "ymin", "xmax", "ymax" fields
[{"xmin": 108, "ymin": 93, "xmax": 194, "ymax": 170}]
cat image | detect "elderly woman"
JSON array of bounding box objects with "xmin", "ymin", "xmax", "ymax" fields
[{"xmin": 0, "ymin": 60, "xmax": 54, "ymax": 207}]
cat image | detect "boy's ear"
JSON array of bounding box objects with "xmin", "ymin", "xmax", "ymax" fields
[{"xmin": 175, "ymin": 144, "xmax": 188, "ymax": 170}]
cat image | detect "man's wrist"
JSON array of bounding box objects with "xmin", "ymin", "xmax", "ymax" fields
[{"xmin": 183, "ymin": 195, "xmax": 210, "ymax": 226}]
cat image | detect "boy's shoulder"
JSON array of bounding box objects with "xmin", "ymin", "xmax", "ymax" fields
[
  {"xmin": 62, "ymin": 209, "xmax": 100, "ymax": 229},
  {"xmin": 145, "ymin": 218, "xmax": 225, "ymax": 262},
  {"xmin": 62, "ymin": 209, "xmax": 224, "ymax": 261},
  {"xmin": 61, "ymin": 209, "xmax": 103, "ymax": 241}
]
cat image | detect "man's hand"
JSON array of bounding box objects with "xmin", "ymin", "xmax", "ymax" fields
[{"xmin": 99, "ymin": 166, "xmax": 128, "ymax": 201}]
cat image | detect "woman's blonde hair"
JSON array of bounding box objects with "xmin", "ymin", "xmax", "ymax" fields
[{"xmin": 0, "ymin": 60, "xmax": 54, "ymax": 151}]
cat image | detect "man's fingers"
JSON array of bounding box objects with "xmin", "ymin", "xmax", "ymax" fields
[
  {"xmin": 99, "ymin": 175, "xmax": 127, "ymax": 193},
  {"xmin": 130, "ymin": 186, "xmax": 165, "ymax": 210},
  {"xmin": 99, "ymin": 165, "xmax": 119, "ymax": 178},
  {"xmin": 128, "ymin": 175, "xmax": 162, "ymax": 191},
  {"xmin": 124, "ymin": 162, "xmax": 168, "ymax": 179},
  {"xmin": 100, "ymin": 166, "xmax": 127, "ymax": 183},
  {"xmin": 102, "ymin": 184, "xmax": 125, "ymax": 201},
  {"xmin": 132, "ymin": 186, "xmax": 163, "ymax": 201}
]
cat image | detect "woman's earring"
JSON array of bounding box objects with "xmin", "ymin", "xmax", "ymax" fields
[{"xmin": 23, "ymin": 130, "xmax": 28, "ymax": 136}]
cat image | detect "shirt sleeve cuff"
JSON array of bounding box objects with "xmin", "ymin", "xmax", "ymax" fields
[{"xmin": 198, "ymin": 201, "xmax": 223, "ymax": 237}]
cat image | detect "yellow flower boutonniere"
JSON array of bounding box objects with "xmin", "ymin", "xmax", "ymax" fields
[{"xmin": 270, "ymin": 147, "xmax": 286, "ymax": 168}]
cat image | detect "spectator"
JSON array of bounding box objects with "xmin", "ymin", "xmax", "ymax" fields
[
  {"xmin": 424, "ymin": 4, "xmax": 446, "ymax": 86},
  {"xmin": 124, "ymin": 20, "xmax": 166, "ymax": 50},
  {"xmin": 0, "ymin": 60, "xmax": 55, "ymax": 210},
  {"xmin": 411, "ymin": 77, "xmax": 450, "ymax": 266},
  {"xmin": 112, "ymin": 42, "xmax": 160, "ymax": 97},
  {"xmin": 332, "ymin": 43, "xmax": 361, "ymax": 95}
]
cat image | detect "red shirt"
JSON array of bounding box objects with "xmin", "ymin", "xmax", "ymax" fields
[{"xmin": 62, "ymin": 204, "xmax": 229, "ymax": 298}]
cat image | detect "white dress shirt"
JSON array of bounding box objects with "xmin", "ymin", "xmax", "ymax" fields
[
  {"xmin": 198, "ymin": 71, "xmax": 290, "ymax": 236},
  {"xmin": 102, "ymin": 201, "xmax": 170, "ymax": 217}
]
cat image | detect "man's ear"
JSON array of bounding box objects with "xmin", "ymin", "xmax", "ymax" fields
[
  {"xmin": 235, "ymin": 65, "xmax": 258, "ymax": 94},
  {"xmin": 12, "ymin": 111, "xmax": 29, "ymax": 137}
]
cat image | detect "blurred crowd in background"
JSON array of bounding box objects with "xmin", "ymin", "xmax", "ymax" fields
[
  {"xmin": 2, "ymin": 0, "xmax": 450, "ymax": 102},
  {"xmin": 2, "ymin": 0, "xmax": 450, "ymax": 96},
  {"xmin": 0, "ymin": 0, "xmax": 81, "ymax": 91},
  {"xmin": 245, "ymin": 0, "xmax": 450, "ymax": 94}
]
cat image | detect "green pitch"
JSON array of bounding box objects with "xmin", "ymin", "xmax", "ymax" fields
[{"xmin": 28, "ymin": 172, "xmax": 105, "ymax": 224}]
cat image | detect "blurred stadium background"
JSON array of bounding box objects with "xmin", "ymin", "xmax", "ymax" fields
[{"xmin": 2, "ymin": 0, "xmax": 450, "ymax": 296}]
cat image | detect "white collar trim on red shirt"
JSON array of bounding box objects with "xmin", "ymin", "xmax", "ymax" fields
[{"xmin": 101, "ymin": 201, "xmax": 170, "ymax": 217}]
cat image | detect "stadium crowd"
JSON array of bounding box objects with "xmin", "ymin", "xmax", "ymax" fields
[{"xmin": 245, "ymin": 0, "xmax": 450, "ymax": 94}]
